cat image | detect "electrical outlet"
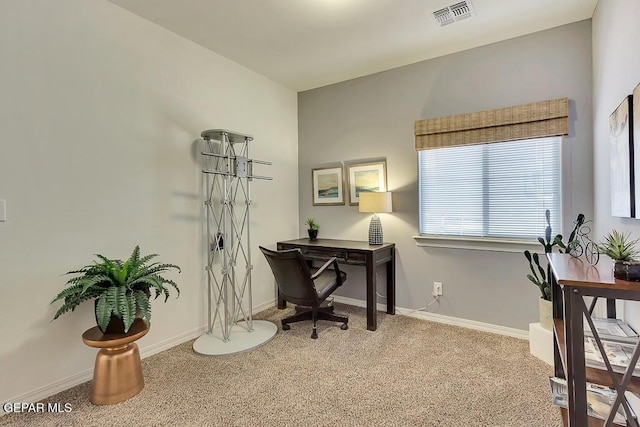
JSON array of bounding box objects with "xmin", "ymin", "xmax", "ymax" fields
[{"xmin": 433, "ymin": 281, "xmax": 443, "ymax": 297}]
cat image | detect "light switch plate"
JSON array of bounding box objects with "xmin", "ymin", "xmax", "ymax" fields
[{"xmin": 0, "ymin": 200, "xmax": 6, "ymax": 221}]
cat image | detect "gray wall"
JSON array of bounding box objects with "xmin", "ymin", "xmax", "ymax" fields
[{"xmin": 298, "ymin": 20, "xmax": 593, "ymax": 331}]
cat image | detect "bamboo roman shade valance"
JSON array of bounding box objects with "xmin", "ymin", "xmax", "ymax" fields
[{"xmin": 414, "ymin": 98, "xmax": 569, "ymax": 150}]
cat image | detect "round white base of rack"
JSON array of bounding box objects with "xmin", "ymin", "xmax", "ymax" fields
[{"xmin": 192, "ymin": 320, "xmax": 278, "ymax": 356}]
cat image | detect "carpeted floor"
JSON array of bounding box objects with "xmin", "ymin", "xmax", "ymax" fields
[{"xmin": 1, "ymin": 304, "xmax": 561, "ymax": 426}]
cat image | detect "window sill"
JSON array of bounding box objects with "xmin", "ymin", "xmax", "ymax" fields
[{"xmin": 413, "ymin": 235, "xmax": 540, "ymax": 253}]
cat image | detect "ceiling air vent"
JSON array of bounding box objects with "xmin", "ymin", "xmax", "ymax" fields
[
  {"xmin": 450, "ymin": 1, "xmax": 474, "ymax": 21},
  {"xmin": 432, "ymin": 7, "xmax": 454, "ymax": 26},
  {"xmin": 431, "ymin": 0, "xmax": 475, "ymax": 27}
]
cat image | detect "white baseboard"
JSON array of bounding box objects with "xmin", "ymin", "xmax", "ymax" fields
[
  {"xmin": 333, "ymin": 295, "xmax": 529, "ymax": 340},
  {"xmin": 4, "ymin": 368, "xmax": 95, "ymax": 413},
  {"xmin": 139, "ymin": 325, "xmax": 206, "ymax": 359},
  {"xmin": 332, "ymin": 295, "xmax": 388, "ymax": 312},
  {"xmin": 4, "ymin": 325, "xmax": 206, "ymax": 411},
  {"xmin": 4, "ymin": 300, "xmax": 277, "ymax": 409}
]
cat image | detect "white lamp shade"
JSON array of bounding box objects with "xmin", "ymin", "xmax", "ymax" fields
[{"xmin": 359, "ymin": 192, "xmax": 392, "ymax": 213}]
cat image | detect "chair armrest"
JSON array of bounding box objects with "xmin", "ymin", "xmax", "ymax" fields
[{"xmin": 311, "ymin": 257, "xmax": 339, "ymax": 280}]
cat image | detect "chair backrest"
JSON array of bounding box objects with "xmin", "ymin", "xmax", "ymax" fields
[{"xmin": 259, "ymin": 246, "xmax": 319, "ymax": 307}]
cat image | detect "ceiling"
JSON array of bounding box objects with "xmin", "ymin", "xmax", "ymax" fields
[{"xmin": 108, "ymin": 0, "xmax": 598, "ymax": 92}]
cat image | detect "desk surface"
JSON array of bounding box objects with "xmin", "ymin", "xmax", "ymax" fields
[{"xmin": 277, "ymin": 238, "xmax": 394, "ymax": 252}]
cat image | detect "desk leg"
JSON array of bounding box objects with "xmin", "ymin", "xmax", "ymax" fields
[
  {"xmin": 386, "ymin": 255, "xmax": 395, "ymax": 315},
  {"xmin": 276, "ymin": 243, "xmax": 286, "ymax": 309},
  {"xmin": 277, "ymin": 289, "xmax": 286, "ymax": 309},
  {"xmin": 366, "ymin": 256, "xmax": 377, "ymax": 331}
]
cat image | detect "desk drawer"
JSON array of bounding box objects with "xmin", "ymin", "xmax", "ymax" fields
[
  {"xmin": 277, "ymin": 243, "xmax": 347, "ymax": 262},
  {"xmin": 346, "ymin": 251, "xmax": 366, "ymax": 265},
  {"xmin": 302, "ymin": 248, "xmax": 347, "ymax": 262}
]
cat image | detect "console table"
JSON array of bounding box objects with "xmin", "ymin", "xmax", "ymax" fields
[
  {"xmin": 276, "ymin": 238, "xmax": 395, "ymax": 331},
  {"xmin": 548, "ymin": 253, "xmax": 640, "ymax": 426}
]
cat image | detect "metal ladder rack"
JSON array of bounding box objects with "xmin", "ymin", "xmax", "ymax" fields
[{"xmin": 192, "ymin": 129, "xmax": 277, "ymax": 356}]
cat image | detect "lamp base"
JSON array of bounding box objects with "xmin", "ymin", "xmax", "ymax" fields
[{"xmin": 368, "ymin": 214, "xmax": 383, "ymax": 245}]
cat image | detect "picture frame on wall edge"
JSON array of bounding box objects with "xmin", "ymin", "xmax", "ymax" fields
[
  {"xmin": 610, "ymin": 95, "xmax": 634, "ymax": 218},
  {"xmin": 311, "ymin": 166, "xmax": 345, "ymax": 206},
  {"xmin": 347, "ymin": 160, "xmax": 387, "ymax": 206},
  {"xmin": 633, "ymin": 82, "xmax": 640, "ymax": 218}
]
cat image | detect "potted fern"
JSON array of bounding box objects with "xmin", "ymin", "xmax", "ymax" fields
[
  {"xmin": 51, "ymin": 245, "xmax": 180, "ymax": 333},
  {"xmin": 306, "ymin": 218, "xmax": 319, "ymax": 241},
  {"xmin": 599, "ymin": 230, "xmax": 640, "ymax": 281}
]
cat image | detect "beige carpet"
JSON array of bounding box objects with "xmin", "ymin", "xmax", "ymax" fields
[{"xmin": 1, "ymin": 304, "xmax": 561, "ymax": 427}]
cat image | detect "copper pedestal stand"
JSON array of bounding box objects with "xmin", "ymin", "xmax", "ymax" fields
[{"xmin": 82, "ymin": 319, "xmax": 149, "ymax": 405}]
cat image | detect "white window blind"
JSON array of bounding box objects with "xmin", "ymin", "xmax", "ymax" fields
[{"xmin": 418, "ymin": 137, "xmax": 561, "ymax": 239}]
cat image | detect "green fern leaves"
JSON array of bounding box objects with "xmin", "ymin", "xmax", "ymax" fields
[{"xmin": 51, "ymin": 245, "xmax": 181, "ymax": 333}]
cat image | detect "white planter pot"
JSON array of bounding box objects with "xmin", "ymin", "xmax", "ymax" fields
[{"xmin": 539, "ymin": 297, "xmax": 552, "ymax": 331}]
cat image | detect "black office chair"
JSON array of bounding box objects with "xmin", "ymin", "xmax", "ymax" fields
[{"xmin": 259, "ymin": 246, "xmax": 349, "ymax": 339}]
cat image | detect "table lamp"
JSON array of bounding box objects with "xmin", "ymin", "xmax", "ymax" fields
[{"xmin": 359, "ymin": 192, "xmax": 392, "ymax": 245}]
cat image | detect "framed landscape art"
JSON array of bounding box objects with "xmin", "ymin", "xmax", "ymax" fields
[
  {"xmin": 312, "ymin": 166, "xmax": 345, "ymax": 206},
  {"xmin": 347, "ymin": 161, "xmax": 387, "ymax": 205}
]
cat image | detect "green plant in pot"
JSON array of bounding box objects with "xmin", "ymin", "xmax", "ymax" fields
[
  {"xmin": 51, "ymin": 245, "xmax": 181, "ymax": 333},
  {"xmin": 523, "ymin": 210, "xmax": 584, "ymax": 330},
  {"xmin": 599, "ymin": 230, "xmax": 640, "ymax": 281},
  {"xmin": 306, "ymin": 218, "xmax": 319, "ymax": 241}
]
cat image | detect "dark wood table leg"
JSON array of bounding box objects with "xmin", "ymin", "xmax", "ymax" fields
[
  {"xmin": 277, "ymin": 289, "xmax": 286, "ymax": 309},
  {"xmin": 276, "ymin": 243, "xmax": 286, "ymax": 309},
  {"xmin": 366, "ymin": 254, "xmax": 377, "ymax": 331},
  {"xmin": 386, "ymin": 252, "xmax": 395, "ymax": 315},
  {"xmin": 565, "ymin": 286, "xmax": 587, "ymax": 426},
  {"xmin": 607, "ymin": 298, "xmax": 617, "ymax": 318}
]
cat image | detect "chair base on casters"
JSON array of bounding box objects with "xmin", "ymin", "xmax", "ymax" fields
[{"xmin": 282, "ymin": 306, "xmax": 348, "ymax": 339}]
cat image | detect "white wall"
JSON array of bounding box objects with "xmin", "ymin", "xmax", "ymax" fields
[
  {"xmin": 298, "ymin": 21, "xmax": 593, "ymax": 331},
  {"xmin": 592, "ymin": 1, "xmax": 640, "ymax": 327},
  {"xmin": 0, "ymin": 0, "xmax": 298, "ymax": 403}
]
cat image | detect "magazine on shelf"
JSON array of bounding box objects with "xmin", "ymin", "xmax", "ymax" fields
[
  {"xmin": 549, "ymin": 377, "xmax": 629, "ymax": 425},
  {"xmin": 584, "ymin": 336, "xmax": 640, "ymax": 375},
  {"xmin": 584, "ymin": 317, "xmax": 639, "ymax": 343}
]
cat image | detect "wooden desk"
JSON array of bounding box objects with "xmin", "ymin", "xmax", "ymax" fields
[{"xmin": 277, "ymin": 238, "xmax": 395, "ymax": 331}]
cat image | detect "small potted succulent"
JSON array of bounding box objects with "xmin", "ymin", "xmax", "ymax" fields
[
  {"xmin": 306, "ymin": 218, "xmax": 319, "ymax": 241},
  {"xmin": 51, "ymin": 245, "xmax": 181, "ymax": 333},
  {"xmin": 599, "ymin": 230, "xmax": 640, "ymax": 281}
]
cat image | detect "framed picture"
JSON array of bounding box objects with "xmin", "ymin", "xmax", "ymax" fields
[
  {"xmin": 347, "ymin": 161, "xmax": 387, "ymax": 205},
  {"xmin": 312, "ymin": 166, "xmax": 345, "ymax": 206},
  {"xmin": 634, "ymin": 83, "xmax": 640, "ymax": 218},
  {"xmin": 610, "ymin": 95, "xmax": 634, "ymax": 218}
]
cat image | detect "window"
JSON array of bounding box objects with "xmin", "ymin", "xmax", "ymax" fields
[{"xmin": 418, "ymin": 137, "xmax": 561, "ymax": 240}]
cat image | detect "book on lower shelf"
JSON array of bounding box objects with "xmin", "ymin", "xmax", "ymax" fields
[
  {"xmin": 549, "ymin": 377, "xmax": 630, "ymax": 425},
  {"xmin": 584, "ymin": 335, "xmax": 640, "ymax": 376},
  {"xmin": 585, "ymin": 317, "xmax": 639, "ymax": 344}
]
